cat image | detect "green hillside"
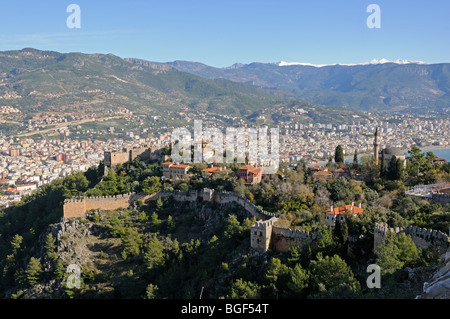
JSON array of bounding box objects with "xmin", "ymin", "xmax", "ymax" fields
[
  {"xmin": 0, "ymin": 49, "xmax": 281, "ymax": 118},
  {"xmin": 0, "ymin": 48, "xmax": 370, "ymax": 127},
  {"xmin": 146, "ymin": 59, "xmax": 450, "ymax": 114}
]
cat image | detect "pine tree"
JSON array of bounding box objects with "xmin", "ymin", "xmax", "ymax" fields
[
  {"xmin": 352, "ymin": 149, "xmax": 358, "ymax": 169},
  {"xmin": 44, "ymin": 233, "xmax": 58, "ymax": 263},
  {"xmin": 155, "ymin": 197, "xmax": 163, "ymax": 212},
  {"xmin": 54, "ymin": 259, "xmax": 65, "ymax": 279},
  {"xmin": 287, "ymin": 264, "xmax": 309, "ymax": 297},
  {"xmin": 144, "ymin": 234, "xmax": 165, "ymax": 271},
  {"xmin": 166, "ymin": 215, "xmax": 176, "ymax": 232},
  {"xmin": 380, "ymin": 149, "xmax": 386, "ymax": 179},
  {"xmin": 25, "ymin": 257, "xmax": 43, "ymax": 287},
  {"xmin": 387, "ymin": 155, "xmax": 404, "ymax": 181},
  {"xmin": 146, "ymin": 284, "xmax": 159, "ymax": 299},
  {"xmin": 334, "ymin": 218, "xmax": 349, "ymax": 245},
  {"xmin": 335, "ymin": 145, "xmax": 344, "ymax": 165}
]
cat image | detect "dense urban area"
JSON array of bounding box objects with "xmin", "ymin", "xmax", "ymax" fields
[{"xmin": 1, "ymin": 110, "xmax": 449, "ymax": 208}]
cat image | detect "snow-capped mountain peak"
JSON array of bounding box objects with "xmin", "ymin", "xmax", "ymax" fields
[{"xmin": 277, "ymin": 59, "xmax": 426, "ymax": 67}]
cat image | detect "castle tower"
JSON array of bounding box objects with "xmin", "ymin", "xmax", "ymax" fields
[
  {"xmin": 250, "ymin": 218, "xmax": 277, "ymax": 251},
  {"xmin": 373, "ymin": 127, "xmax": 380, "ymax": 165}
]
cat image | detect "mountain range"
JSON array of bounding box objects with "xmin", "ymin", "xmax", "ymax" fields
[
  {"xmin": 126, "ymin": 58, "xmax": 450, "ymax": 114},
  {"xmin": 0, "ymin": 47, "xmax": 447, "ymax": 134},
  {"xmin": 0, "ymin": 48, "xmax": 370, "ymax": 127}
]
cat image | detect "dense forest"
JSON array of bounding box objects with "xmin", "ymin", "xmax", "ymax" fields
[{"xmin": 0, "ymin": 146, "xmax": 449, "ymax": 299}]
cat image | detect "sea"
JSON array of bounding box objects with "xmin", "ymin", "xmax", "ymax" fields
[
  {"xmin": 343, "ymin": 147, "xmax": 450, "ymax": 164},
  {"xmin": 421, "ymin": 148, "xmax": 450, "ymax": 161}
]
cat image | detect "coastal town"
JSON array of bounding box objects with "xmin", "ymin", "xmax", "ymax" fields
[
  {"xmin": 279, "ymin": 114, "xmax": 450, "ymax": 163},
  {"xmin": 0, "ymin": 111, "xmax": 449, "ymax": 208}
]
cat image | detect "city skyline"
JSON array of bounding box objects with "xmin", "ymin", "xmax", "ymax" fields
[{"xmin": 0, "ymin": 1, "xmax": 449, "ymax": 67}]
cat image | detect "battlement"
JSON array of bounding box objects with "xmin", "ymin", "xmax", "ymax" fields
[
  {"xmin": 63, "ymin": 193, "xmax": 136, "ymax": 218},
  {"xmin": 273, "ymin": 227, "xmax": 319, "ymax": 240},
  {"xmin": 374, "ymin": 222, "xmax": 450, "ymax": 254},
  {"xmin": 250, "ymin": 217, "xmax": 278, "ymax": 251},
  {"xmin": 250, "ymin": 215, "xmax": 323, "ymax": 253},
  {"xmin": 103, "ymin": 145, "xmax": 163, "ymax": 176},
  {"xmin": 211, "ymin": 189, "xmax": 277, "ymax": 220},
  {"xmin": 252, "ymin": 218, "xmax": 278, "ymax": 229},
  {"xmin": 63, "ymin": 188, "xmax": 278, "ymax": 221}
]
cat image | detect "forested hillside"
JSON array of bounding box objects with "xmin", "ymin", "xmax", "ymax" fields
[{"xmin": 1, "ymin": 146, "xmax": 449, "ymax": 299}]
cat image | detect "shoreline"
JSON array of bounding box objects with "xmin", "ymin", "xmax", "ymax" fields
[
  {"xmin": 307, "ymin": 144, "xmax": 450, "ymax": 167},
  {"xmin": 411, "ymin": 144, "xmax": 450, "ymax": 151}
]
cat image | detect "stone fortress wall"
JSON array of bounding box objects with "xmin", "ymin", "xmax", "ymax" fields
[
  {"xmin": 103, "ymin": 146, "xmax": 163, "ymax": 174},
  {"xmin": 249, "ymin": 217, "xmax": 322, "ymax": 252},
  {"xmin": 63, "ymin": 193, "xmax": 141, "ymax": 218},
  {"xmin": 63, "ymin": 187, "xmax": 320, "ymax": 252},
  {"xmin": 63, "ymin": 189, "xmax": 450, "ymax": 255},
  {"xmin": 374, "ymin": 222, "xmax": 450, "ymax": 255},
  {"xmin": 62, "ymin": 188, "xmax": 277, "ymax": 220}
]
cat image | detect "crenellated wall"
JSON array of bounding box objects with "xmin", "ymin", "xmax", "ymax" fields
[
  {"xmin": 63, "ymin": 188, "xmax": 278, "ymax": 221},
  {"xmin": 63, "ymin": 187, "xmax": 310, "ymax": 253},
  {"xmin": 63, "ymin": 193, "xmax": 137, "ymax": 218},
  {"xmin": 103, "ymin": 146, "xmax": 162, "ymax": 176},
  {"xmin": 271, "ymin": 226, "xmax": 319, "ymax": 253},
  {"xmin": 209, "ymin": 189, "xmax": 278, "ymax": 220},
  {"xmin": 63, "ymin": 198, "xmax": 86, "ymax": 218},
  {"xmin": 374, "ymin": 222, "xmax": 450, "ymax": 254}
]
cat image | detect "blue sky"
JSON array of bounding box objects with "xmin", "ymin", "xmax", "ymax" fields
[{"xmin": 0, "ymin": 0, "xmax": 448, "ymax": 67}]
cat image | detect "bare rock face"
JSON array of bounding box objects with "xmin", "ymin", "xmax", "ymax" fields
[
  {"xmin": 50, "ymin": 218, "xmax": 97, "ymax": 269},
  {"xmin": 418, "ymin": 250, "xmax": 450, "ymax": 299}
]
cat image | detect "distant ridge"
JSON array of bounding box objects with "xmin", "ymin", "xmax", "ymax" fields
[
  {"xmin": 0, "ymin": 48, "xmax": 370, "ymax": 126},
  {"xmin": 140, "ymin": 57, "xmax": 450, "ymax": 114},
  {"xmin": 276, "ymin": 58, "xmax": 427, "ymax": 67}
]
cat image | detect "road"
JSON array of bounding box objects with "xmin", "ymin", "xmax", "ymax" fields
[{"xmin": 16, "ymin": 116, "xmax": 123, "ymax": 137}]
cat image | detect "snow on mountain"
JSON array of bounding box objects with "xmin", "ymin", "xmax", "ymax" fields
[{"xmin": 277, "ymin": 59, "xmax": 426, "ymax": 67}]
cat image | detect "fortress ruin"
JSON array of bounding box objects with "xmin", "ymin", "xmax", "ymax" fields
[
  {"xmin": 374, "ymin": 222, "xmax": 450, "ymax": 255},
  {"xmin": 63, "ymin": 188, "xmax": 450, "ymax": 255}
]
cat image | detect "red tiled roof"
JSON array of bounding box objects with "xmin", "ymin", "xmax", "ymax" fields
[
  {"xmin": 325, "ymin": 205, "xmax": 364, "ymax": 215},
  {"xmin": 4, "ymin": 188, "xmax": 19, "ymax": 193},
  {"xmin": 202, "ymin": 167, "xmax": 223, "ymax": 173},
  {"xmin": 171, "ymin": 164, "xmax": 189, "ymax": 168},
  {"xmin": 310, "ymin": 166, "xmax": 328, "ymax": 171},
  {"xmin": 248, "ymin": 167, "xmax": 262, "ymax": 175},
  {"xmin": 239, "ymin": 165, "xmax": 257, "ymax": 170}
]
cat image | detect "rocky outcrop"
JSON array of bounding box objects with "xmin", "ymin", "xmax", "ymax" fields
[
  {"xmin": 49, "ymin": 217, "xmax": 99, "ymax": 268},
  {"xmin": 418, "ymin": 249, "xmax": 450, "ymax": 299}
]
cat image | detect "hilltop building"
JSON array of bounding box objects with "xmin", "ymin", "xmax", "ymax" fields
[
  {"xmin": 201, "ymin": 165, "xmax": 229, "ymax": 178},
  {"xmin": 325, "ymin": 203, "xmax": 364, "ymax": 226},
  {"xmin": 434, "ymin": 156, "xmax": 447, "ymax": 165},
  {"xmin": 239, "ymin": 164, "xmax": 262, "ymax": 185},
  {"xmin": 374, "ymin": 128, "xmax": 407, "ymax": 168},
  {"xmin": 103, "ymin": 145, "xmax": 163, "ymax": 175},
  {"xmin": 162, "ymin": 162, "xmax": 190, "ymax": 180},
  {"xmin": 382, "ymin": 147, "xmax": 407, "ymax": 168}
]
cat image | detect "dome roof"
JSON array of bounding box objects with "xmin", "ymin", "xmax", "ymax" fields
[{"xmin": 384, "ymin": 147, "xmax": 404, "ymax": 156}]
